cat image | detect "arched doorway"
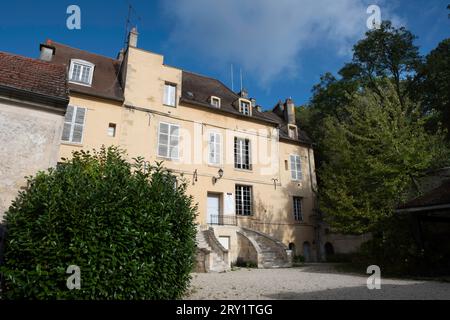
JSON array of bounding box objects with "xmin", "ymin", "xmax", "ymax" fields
[
  {"xmin": 302, "ymin": 241, "xmax": 311, "ymax": 262},
  {"xmin": 324, "ymin": 242, "xmax": 334, "ymax": 260},
  {"xmin": 288, "ymin": 242, "xmax": 296, "ymax": 256}
]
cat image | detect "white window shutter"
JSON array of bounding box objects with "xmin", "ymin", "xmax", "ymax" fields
[{"xmin": 290, "ymin": 155, "xmax": 296, "ymax": 180}]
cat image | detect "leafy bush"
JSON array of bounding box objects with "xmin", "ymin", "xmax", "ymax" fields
[
  {"xmin": 293, "ymin": 255, "xmax": 305, "ymax": 264},
  {"xmin": 0, "ymin": 147, "xmax": 198, "ymax": 299},
  {"xmin": 233, "ymin": 257, "xmax": 257, "ymax": 268},
  {"xmin": 350, "ymin": 213, "xmax": 450, "ymax": 277}
]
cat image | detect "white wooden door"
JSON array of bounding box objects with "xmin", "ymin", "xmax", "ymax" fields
[{"xmin": 207, "ymin": 194, "xmax": 220, "ymax": 224}]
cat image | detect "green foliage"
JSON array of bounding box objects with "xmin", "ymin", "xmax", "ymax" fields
[
  {"xmin": 299, "ymin": 21, "xmax": 424, "ymax": 168},
  {"xmin": 351, "ymin": 213, "xmax": 450, "ymax": 277},
  {"xmin": 292, "ymin": 255, "xmax": 305, "ymax": 264},
  {"xmin": 319, "ymin": 82, "xmax": 449, "ymax": 234},
  {"xmin": 416, "ymin": 38, "xmax": 450, "ymax": 137},
  {"xmin": 0, "ymin": 146, "xmax": 198, "ymax": 299},
  {"xmin": 297, "ymin": 20, "xmax": 450, "ymax": 275},
  {"xmin": 233, "ymin": 258, "xmax": 257, "ymax": 268}
]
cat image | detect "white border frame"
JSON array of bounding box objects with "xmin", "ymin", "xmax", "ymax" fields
[{"xmin": 157, "ymin": 121, "xmax": 180, "ymax": 160}]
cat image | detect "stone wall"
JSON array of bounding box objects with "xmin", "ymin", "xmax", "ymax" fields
[
  {"xmin": 237, "ymin": 232, "xmax": 258, "ymax": 264},
  {"xmin": 0, "ymin": 99, "xmax": 64, "ymax": 221}
]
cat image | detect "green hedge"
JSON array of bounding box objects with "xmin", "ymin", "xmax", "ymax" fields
[{"xmin": 0, "ymin": 147, "xmax": 197, "ymax": 299}]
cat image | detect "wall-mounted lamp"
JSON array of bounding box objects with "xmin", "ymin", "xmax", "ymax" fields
[
  {"xmin": 212, "ymin": 168, "xmax": 224, "ymax": 184},
  {"xmin": 193, "ymin": 169, "xmax": 198, "ymax": 185},
  {"xmin": 271, "ymin": 178, "xmax": 278, "ymax": 190}
]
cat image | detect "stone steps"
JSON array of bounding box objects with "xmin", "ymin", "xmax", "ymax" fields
[
  {"xmin": 195, "ymin": 228, "xmax": 229, "ymax": 273},
  {"xmin": 240, "ymin": 228, "xmax": 292, "ymax": 269}
]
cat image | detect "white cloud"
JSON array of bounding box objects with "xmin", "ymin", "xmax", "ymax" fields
[{"xmin": 163, "ymin": 0, "xmax": 402, "ymax": 86}]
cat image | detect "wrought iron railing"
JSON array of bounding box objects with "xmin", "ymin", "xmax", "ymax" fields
[{"xmin": 207, "ymin": 215, "xmax": 237, "ymax": 226}]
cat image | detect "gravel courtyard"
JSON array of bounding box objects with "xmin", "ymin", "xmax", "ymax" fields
[{"xmin": 186, "ymin": 264, "xmax": 450, "ymax": 300}]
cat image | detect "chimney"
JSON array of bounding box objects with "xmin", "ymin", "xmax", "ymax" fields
[
  {"xmin": 39, "ymin": 43, "xmax": 55, "ymax": 62},
  {"xmin": 255, "ymin": 105, "xmax": 262, "ymax": 112},
  {"xmin": 238, "ymin": 88, "xmax": 248, "ymax": 99},
  {"xmin": 128, "ymin": 27, "xmax": 139, "ymax": 48},
  {"xmin": 250, "ymin": 98, "xmax": 256, "ymax": 107},
  {"xmin": 285, "ymin": 98, "xmax": 296, "ymax": 125},
  {"xmin": 117, "ymin": 48, "xmax": 125, "ymax": 61},
  {"xmin": 273, "ymin": 100, "xmax": 284, "ymax": 117}
]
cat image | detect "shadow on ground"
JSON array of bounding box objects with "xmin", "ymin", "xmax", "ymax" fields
[
  {"xmin": 294, "ymin": 263, "xmax": 365, "ymax": 276},
  {"xmin": 262, "ymin": 282, "xmax": 450, "ymax": 300}
]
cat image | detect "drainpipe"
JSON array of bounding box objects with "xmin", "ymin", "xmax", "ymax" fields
[{"xmin": 307, "ymin": 146, "xmax": 322, "ymax": 262}]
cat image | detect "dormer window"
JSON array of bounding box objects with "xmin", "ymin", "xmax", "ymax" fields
[
  {"xmin": 288, "ymin": 125, "xmax": 298, "ymax": 139},
  {"xmin": 69, "ymin": 59, "xmax": 94, "ymax": 86},
  {"xmin": 239, "ymin": 99, "xmax": 251, "ymax": 116},
  {"xmin": 210, "ymin": 96, "xmax": 221, "ymax": 108}
]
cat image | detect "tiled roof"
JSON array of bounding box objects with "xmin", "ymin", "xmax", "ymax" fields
[
  {"xmin": 398, "ymin": 180, "xmax": 450, "ymax": 209},
  {"xmin": 0, "ymin": 51, "xmax": 68, "ymax": 104},
  {"xmin": 181, "ymin": 71, "xmax": 312, "ymax": 145},
  {"xmin": 44, "ymin": 40, "xmax": 124, "ymax": 102}
]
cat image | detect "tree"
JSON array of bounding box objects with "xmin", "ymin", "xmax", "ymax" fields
[
  {"xmin": 298, "ymin": 22, "xmax": 422, "ymax": 169},
  {"xmin": 416, "ymin": 38, "xmax": 450, "ymax": 137},
  {"xmin": 319, "ymin": 82, "xmax": 449, "ymax": 234},
  {"xmin": 349, "ymin": 21, "xmax": 421, "ymax": 107},
  {"xmin": 0, "ymin": 147, "xmax": 198, "ymax": 299}
]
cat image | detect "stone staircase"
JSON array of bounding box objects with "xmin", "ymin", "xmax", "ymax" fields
[
  {"xmin": 239, "ymin": 227, "xmax": 292, "ymax": 268},
  {"xmin": 195, "ymin": 227, "xmax": 229, "ymax": 273}
]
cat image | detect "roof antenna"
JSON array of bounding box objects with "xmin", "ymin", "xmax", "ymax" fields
[
  {"xmin": 231, "ymin": 64, "xmax": 234, "ymax": 92},
  {"xmin": 240, "ymin": 67, "xmax": 243, "ymax": 92},
  {"xmin": 123, "ymin": 4, "xmax": 132, "ymax": 48},
  {"xmin": 123, "ymin": 1, "xmax": 142, "ymax": 48}
]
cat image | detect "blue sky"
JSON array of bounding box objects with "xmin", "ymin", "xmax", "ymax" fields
[{"xmin": 0, "ymin": 0, "xmax": 448, "ymax": 109}]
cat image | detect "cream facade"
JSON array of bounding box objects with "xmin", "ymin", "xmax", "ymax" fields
[{"xmin": 46, "ymin": 31, "xmax": 321, "ymax": 269}]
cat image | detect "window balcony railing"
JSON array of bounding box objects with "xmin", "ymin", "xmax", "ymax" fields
[{"xmin": 207, "ymin": 214, "xmax": 237, "ymax": 226}]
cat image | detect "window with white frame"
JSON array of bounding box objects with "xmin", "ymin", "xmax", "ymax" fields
[
  {"xmin": 208, "ymin": 132, "xmax": 221, "ymax": 165},
  {"xmin": 210, "ymin": 96, "xmax": 221, "ymax": 108},
  {"xmin": 293, "ymin": 196, "xmax": 303, "ymax": 221},
  {"xmin": 290, "ymin": 154, "xmax": 302, "ymax": 180},
  {"xmin": 163, "ymin": 83, "xmax": 177, "ymax": 107},
  {"xmin": 235, "ymin": 185, "xmax": 253, "ymax": 216},
  {"xmin": 158, "ymin": 122, "xmax": 180, "ymax": 159},
  {"xmin": 69, "ymin": 59, "xmax": 94, "ymax": 86},
  {"xmin": 61, "ymin": 106, "xmax": 86, "ymax": 143},
  {"xmin": 234, "ymin": 137, "xmax": 251, "ymax": 170},
  {"xmin": 239, "ymin": 100, "xmax": 251, "ymax": 115}
]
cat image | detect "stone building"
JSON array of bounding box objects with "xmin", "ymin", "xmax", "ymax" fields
[
  {"xmin": 0, "ymin": 51, "xmax": 69, "ymax": 221},
  {"xmin": 38, "ymin": 29, "xmax": 321, "ymax": 271}
]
